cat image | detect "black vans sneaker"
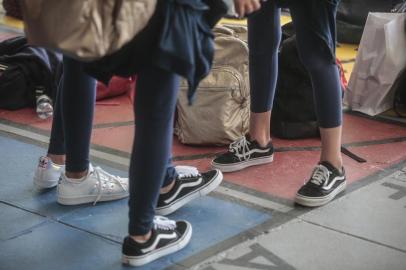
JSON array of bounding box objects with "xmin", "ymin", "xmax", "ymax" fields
[
  {"xmin": 156, "ymin": 169, "xmax": 223, "ymax": 216},
  {"xmin": 122, "ymin": 216, "xmax": 192, "ymax": 267},
  {"xmin": 295, "ymin": 161, "xmax": 346, "ymax": 207},
  {"xmin": 211, "ymin": 136, "xmax": 274, "ymax": 172}
]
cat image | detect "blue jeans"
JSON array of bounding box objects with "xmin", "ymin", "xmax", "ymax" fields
[{"xmin": 248, "ymin": 0, "xmax": 342, "ymax": 128}]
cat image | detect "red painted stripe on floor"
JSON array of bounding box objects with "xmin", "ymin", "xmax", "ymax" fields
[
  {"xmin": 94, "ymin": 95, "xmax": 134, "ymax": 125},
  {"xmin": 0, "ymin": 108, "xmax": 52, "ymax": 131},
  {"xmin": 91, "ymin": 125, "xmax": 133, "ymax": 153},
  {"xmin": 173, "ymin": 142, "xmax": 406, "ymax": 200}
]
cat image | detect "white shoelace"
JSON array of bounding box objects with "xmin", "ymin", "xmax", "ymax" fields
[
  {"xmin": 229, "ymin": 136, "xmax": 251, "ymax": 161},
  {"xmin": 178, "ymin": 173, "xmax": 201, "ymax": 180},
  {"xmin": 153, "ymin": 216, "xmax": 177, "ymax": 231},
  {"xmin": 310, "ymin": 165, "xmax": 331, "ymax": 186},
  {"xmin": 175, "ymin": 165, "xmax": 200, "ymax": 179},
  {"xmin": 93, "ymin": 166, "xmax": 127, "ymax": 205}
]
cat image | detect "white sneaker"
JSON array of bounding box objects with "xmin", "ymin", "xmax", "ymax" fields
[
  {"xmin": 57, "ymin": 164, "xmax": 129, "ymax": 205},
  {"xmin": 33, "ymin": 156, "xmax": 65, "ymax": 189}
]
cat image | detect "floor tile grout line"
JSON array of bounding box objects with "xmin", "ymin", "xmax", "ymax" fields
[
  {"xmin": 2, "ymin": 220, "xmax": 50, "ymax": 241},
  {"xmin": 300, "ymin": 219, "xmax": 406, "ymax": 254},
  {"xmin": 0, "ymin": 200, "xmax": 122, "ymax": 245},
  {"xmin": 172, "ymin": 213, "xmax": 295, "ymax": 269},
  {"xmin": 347, "ymin": 111, "xmax": 406, "ymax": 128},
  {"xmin": 1, "ymin": 123, "xmax": 406, "ymax": 214},
  {"xmin": 2, "ymin": 117, "xmax": 406, "ymax": 162},
  {"xmin": 0, "ymin": 200, "xmax": 48, "ymax": 218},
  {"xmin": 92, "ymin": 120, "xmax": 135, "ymax": 129},
  {"xmin": 171, "ymin": 159, "xmax": 406, "ymax": 268},
  {"xmin": 57, "ymin": 220, "xmax": 122, "ymax": 245},
  {"xmin": 217, "ymin": 158, "xmax": 406, "ymax": 212},
  {"xmin": 1, "ymin": 131, "xmax": 406, "ymax": 268}
]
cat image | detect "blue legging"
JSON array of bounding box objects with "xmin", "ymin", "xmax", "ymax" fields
[
  {"xmin": 48, "ymin": 57, "xmax": 177, "ymax": 186},
  {"xmin": 128, "ymin": 65, "xmax": 181, "ymax": 235},
  {"xmin": 248, "ymin": 0, "xmax": 342, "ymax": 128},
  {"xmin": 48, "ymin": 57, "xmax": 96, "ymax": 172}
]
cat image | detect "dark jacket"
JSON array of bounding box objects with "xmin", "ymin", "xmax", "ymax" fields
[{"xmin": 84, "ymin": 0, "xmax": 226, "ymax": 103}]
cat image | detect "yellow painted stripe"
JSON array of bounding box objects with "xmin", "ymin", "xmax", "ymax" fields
[
  {"xmin": 0, "ymin": 16, "xmax": 24, "ymax": 29},
  {"xmin": 220, "ymin": 15, "xmax": 291, "ymax": 26}
]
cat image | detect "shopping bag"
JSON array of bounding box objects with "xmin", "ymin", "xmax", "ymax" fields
[{"xmin": 344, "ymin": 12, "xmax": 406, "ymax": 116}]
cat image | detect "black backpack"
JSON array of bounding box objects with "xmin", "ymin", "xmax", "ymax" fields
[
  {"xmin": 271, "ymin": 34, "xmax": 319, "ymax": 139},
  {"xmin": 271, "ymin": 22, "xmax": 348, "ymax": 140},
  {"xmin": 2, "ymin": 0, "xmax": 22, "ymax": 20},
  {"xmin": 336, "ymin": 0, "xmax": 403, "ymax": 44},
  {"xmin": 0, "ymin": 36, "xmax": 63, "ymax": 110},
  {"xmin": 392, "ymin": 68, "xmax": 406, "ymax": 118}
]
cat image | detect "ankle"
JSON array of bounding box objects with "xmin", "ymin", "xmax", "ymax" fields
[
  {"xmin": 160, "ymin": 180, "xmax": 175, "ymax": 194},
  {"xmin": 251, "ymin": 136, "xmax": 271, "ymax": 148},
  {"xmin": 65, "ymin": 170, "xmax": 88, "ymax": 180},
  {"xmin": 131, "ymin": 231, "xmax": 152, "ymax": 243},
  {"xmin": 47, "ymin": 154, "xmax": 65, "ymax": 166},
  {"xmin": 321, "ymin": 159, "xmax": 343, "ymax": 172}
]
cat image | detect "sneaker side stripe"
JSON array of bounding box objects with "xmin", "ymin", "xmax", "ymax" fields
[
  {"xmin": 140, "ymin": 232, "xmax": 177, "ymax": 253},
  {"xmin": 322, "ymin": 175, "xmax": 346, "ymax": 190},
  {"xmin": 234, "ymin": 148, "xmax": 270, "ymax": 159},
  {"xmin": 164, "ymin": 177, "xmax": 203, "ymax": 204}
]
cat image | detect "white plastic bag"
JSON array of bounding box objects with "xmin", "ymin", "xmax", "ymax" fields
[{"xmin": 344, "ymin": 12, "xmax": 406, "ymax": 116}]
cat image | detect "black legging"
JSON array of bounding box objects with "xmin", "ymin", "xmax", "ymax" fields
[
  {"xmin": 128, "ymin": 65, "xmax": 181, "ymax": 235},
  {"xmin": 48, "ymin": 57, "xmax": 95, "ymax": 172},
  {"xmin": 248, "ymin": 0, "xmax": 342, "ymax": 128},
  {"xmin": 47, "ymin": 57, "xmax": 178, "ymax": 186}
]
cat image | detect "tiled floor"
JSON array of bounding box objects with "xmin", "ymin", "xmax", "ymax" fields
[{"xmin": 1, "ymin": 13, "xmax": 406, "ymax": 270}]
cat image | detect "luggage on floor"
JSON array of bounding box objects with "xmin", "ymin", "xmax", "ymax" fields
[
  {"xmin": 392, "ymin": 67, "xmax": 406, "ymax": 118},
  {"xmin": 96, "ymin": 76, "xmax": 136, "ymax": 101},
  {"xmin": 271, "ymin": 34, "xmax": 319, "ymax": 139},
  {"xmin": 271, "ymin": 25, "xmax": 346, "ymax": 140},
  {"xmin": 175, "ymin": 24, "xmax": 250, "ymax": 145},
  {"xmin": 336, "ymin": 0, "xmax": 402, "ymax": 44},
  {"xmin": 2, "ymin": 0, "xmax": 22, "ymax": 20},
  {"xmin": 0, "ymin": 36, "xmax": 62, "ymax": 110}
]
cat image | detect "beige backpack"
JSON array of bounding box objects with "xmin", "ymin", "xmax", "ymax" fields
[
  {"xmin": 20, "ymin": 0, "xmax": 156, "ymax": 61},
  {"xmin": 175, "ymin": 24, "xmax": 250, "ymax": 145}
]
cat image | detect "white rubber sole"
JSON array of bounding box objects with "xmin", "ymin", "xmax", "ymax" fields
[
  {"xmin": 57, "ymin": 192, "xmax": 128, "ymax": 205},
  {"xmin": 211, "ymin": 155, "xmax": 274, "ymax": 173},
  {"xmin": 294, "ymin": 181, "xmax": 347, "ymax": 207},
  {"xmin": 155, "ymin": 170, "xmax": 223, "ymax": 216},
  {"xmin": 33, "ymin": 177, "xmax": 58, "ymax": 189},
  {"xmin": 122, "ymin": 221, "xmax": 192, "ymax": 267}
]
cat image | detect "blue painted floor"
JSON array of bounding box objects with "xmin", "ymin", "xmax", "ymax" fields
[{"xmin": 0, "ymin": 134, "xmax": 272, "ymax": 270}]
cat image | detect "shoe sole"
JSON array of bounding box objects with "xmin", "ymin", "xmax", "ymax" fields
[
  {"xmin": 57, "ymin": 193, "xmax": 128, "ymax": 205},
  {"xmin": 33, "ymin": 177, "xmax": 58, "ymax": 189},
  {"xmin": 211, "ymin": 155, "xmax": 274, "ymax": 173},
  {"xmin": 155, "ymin": 170, "xmax": 223, "ymax": 216},
  {"xmin": 122, "ymin": 221, "xmax": 192, "ymax": 267},
  {"xmin": 294, "ymin": 181, "xmax": 347, "ymax": 207}
]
